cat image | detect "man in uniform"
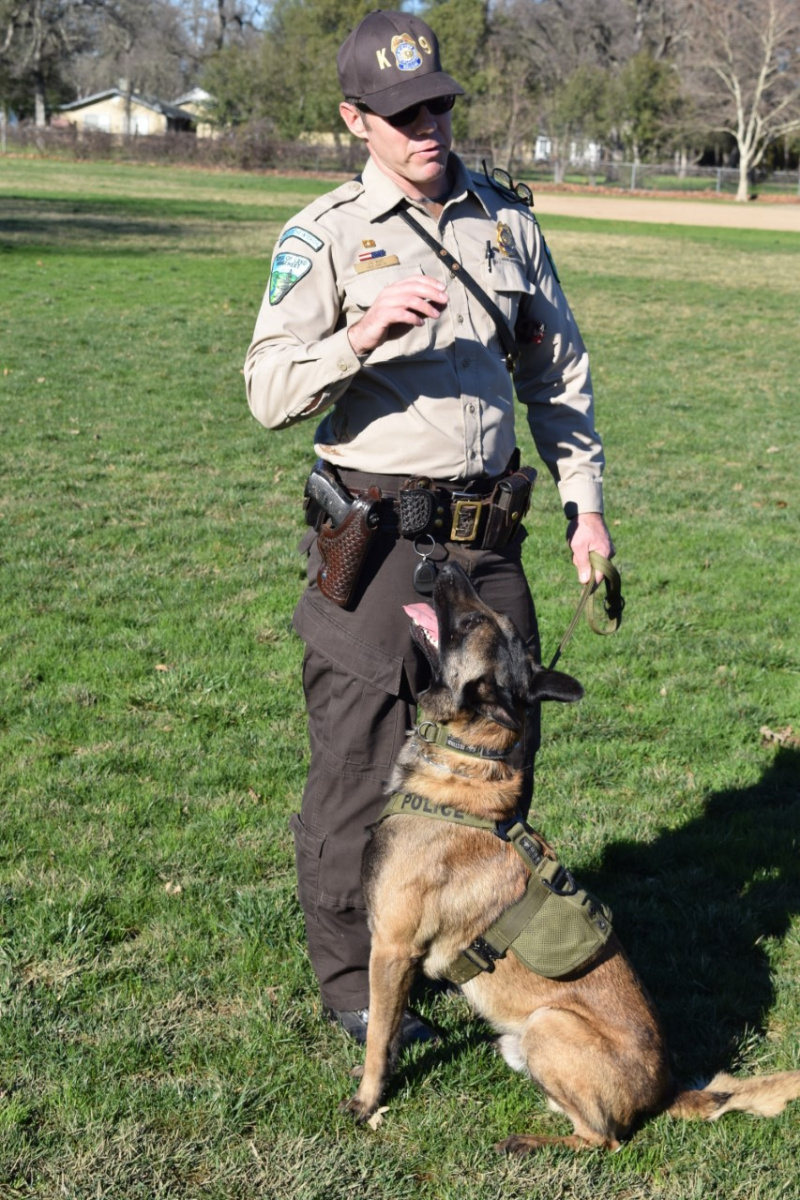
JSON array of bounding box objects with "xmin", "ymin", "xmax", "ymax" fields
[{"xmin": 245, "ymin": 9, "xmax": 613, "ymax": 1045}]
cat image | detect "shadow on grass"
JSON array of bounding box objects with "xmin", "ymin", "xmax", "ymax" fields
[
  {"xmin": 0, "ymin": 195, "xmax": 297, "ymax": 254},
  {"xmin": 396, "ymin": 747, "xmax": 800, "ymax": 1092},
  {"xmin": 587, "ymin": 744, "xmax": 800, "ymax": 1079}
]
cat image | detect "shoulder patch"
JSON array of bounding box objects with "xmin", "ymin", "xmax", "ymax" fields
[
  {"xmin": 279, "ymin": 226, "xmax": 324, "ymax": 253},
  {"xmin": 269, "ymin": 252, "xmax": 312, "ymax": 305}
]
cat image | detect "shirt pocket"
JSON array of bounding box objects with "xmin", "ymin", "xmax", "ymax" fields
[
  {"xmin": 481, "ymin": 256, "xmax": 536, "ymax": 327},
  {"xmin": 344, "ymin": 262, "xmax": 437, "ymax": 364}
]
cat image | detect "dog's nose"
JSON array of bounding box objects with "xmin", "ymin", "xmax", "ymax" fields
[{"xmin": 437, "ymin": 562, "xmax": 466, "ymax": 586}]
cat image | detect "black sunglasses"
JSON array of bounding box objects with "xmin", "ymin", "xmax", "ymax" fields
[
  {"xmin": 357, "ymin": 94, "xmax": 456, "ymax": 128},
  {"xmin": 481, "ymin": 160, "xmax": 534, "ymax": 208}
]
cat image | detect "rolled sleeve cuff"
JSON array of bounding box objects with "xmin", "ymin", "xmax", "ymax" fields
[{"xmin": 557, "ymin": 476, "xmax": 605, "ymax": 519}]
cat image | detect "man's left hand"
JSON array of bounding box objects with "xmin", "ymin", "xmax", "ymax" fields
[{"xmin": 566, "ymin": 512, "xmax": 615, "ymax": 586}]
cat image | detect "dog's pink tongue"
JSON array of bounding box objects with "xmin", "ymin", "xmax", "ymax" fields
[{"xmin": 403, "ymin": 602, "xmax": 438, "ymax": 640}]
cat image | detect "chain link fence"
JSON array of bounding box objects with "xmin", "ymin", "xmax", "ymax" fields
[{"xmin": 3, "ymin": 124, "xmax": 799, "ymax": 198}]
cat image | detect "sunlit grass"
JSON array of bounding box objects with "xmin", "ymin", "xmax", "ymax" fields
[{"xmin": 1, "ymin": 160, "xmax": 798, "ymax": 1199}]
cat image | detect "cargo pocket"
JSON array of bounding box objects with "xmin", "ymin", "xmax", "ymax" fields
[
  {"xmin": 289, "ymin": 812, "xmax": 325, "ymax": 919},
  {"xmin": 293, "ymin": 588, "xmax": 404, "ymax": 698}
]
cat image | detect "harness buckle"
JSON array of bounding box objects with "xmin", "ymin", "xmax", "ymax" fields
[
  {"xmin": 463, "ymin": 935, "xmax": 505, "ymax": 973},
  {"xmin": 450, "ymin": 497, "xmax": 484, "ymax": 542}
]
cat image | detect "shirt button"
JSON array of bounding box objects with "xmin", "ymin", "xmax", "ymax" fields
[
  {"xmin": 457, "ymin": 315, "xmax": 464, "ymax": 324},
  {"xmin": 462, "ymin": 358, "xmax": 470, "ymax": 368},
  {"xmin": 468, "ymin": 403, "xmax": 476, "ymax": 413},
  {"xmin": 469, "ymin": 449, "xmax": 477, "ymax": 460},
  {"xmin": 338, "ymin": 359, "xmax": 350, "ymax": 372}
]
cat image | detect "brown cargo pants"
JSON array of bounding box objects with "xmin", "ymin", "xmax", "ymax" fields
[{"xmin": 290, "ymin": 475, "xmax": 540, "ymax": 1012}]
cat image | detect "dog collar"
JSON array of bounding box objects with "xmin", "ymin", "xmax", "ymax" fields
[{"xmin": 414, "ymin": 719, "xmax": 513, "ymax": 761}]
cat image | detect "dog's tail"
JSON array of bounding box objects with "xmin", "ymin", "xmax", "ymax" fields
[{"xmin": 667, "ymin": 1069, "xmax": 800, "ymax": 1122}]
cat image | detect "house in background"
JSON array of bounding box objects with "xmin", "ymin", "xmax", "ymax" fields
[
  {"xmin": 58, "ymin": 86, "xmax": 208, "ymax": 136},
  {"xmin": 172, "ymin": 88, "xmax": 214, "ymax": 139}
]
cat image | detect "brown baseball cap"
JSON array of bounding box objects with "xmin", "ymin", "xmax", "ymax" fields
[{"xmin": 337, "ymin": 9, "xmax": 464, "ymax": 117}]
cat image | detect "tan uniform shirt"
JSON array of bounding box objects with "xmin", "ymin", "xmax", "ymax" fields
[{"xmin": 245, "ymin": 154, "xmax": 604, "ymax": 515}]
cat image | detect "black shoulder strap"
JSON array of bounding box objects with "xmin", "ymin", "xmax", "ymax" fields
[{"xmin": 396, "ymin": 206, "xmax": 519, "ymax": 373}]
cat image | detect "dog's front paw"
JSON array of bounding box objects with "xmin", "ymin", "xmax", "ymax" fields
[{"xmin": 339, "ymin": 1094, "xmax": 378, "ymax": 1124}]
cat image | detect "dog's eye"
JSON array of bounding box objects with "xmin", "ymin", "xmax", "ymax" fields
[{"xmin": 460, "ymin": 612, "xmax": 485, "ymax": 632}]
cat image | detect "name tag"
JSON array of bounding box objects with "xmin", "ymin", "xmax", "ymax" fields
[{"xmin": 353, "ymin": 254, "xmax": 400, "ymax": 274}]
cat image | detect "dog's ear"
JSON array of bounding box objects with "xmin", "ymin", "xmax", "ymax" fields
[
  {"xmin": 527, "ymin": 665, "xmax": 584, "ymax": 705},
  {"xmin": 467, "ymin": 678, "xmax": 522, "ymax": 731}
]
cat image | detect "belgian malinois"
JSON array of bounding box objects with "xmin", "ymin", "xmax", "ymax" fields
[{"xmin": 342, "ymin": 562, "xmax": 800, "ymax": 1151}]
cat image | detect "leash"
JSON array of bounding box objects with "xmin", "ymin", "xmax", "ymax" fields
[{"xmin": 547, "ymin": 551, "xmax": 624, "ymax": 671}]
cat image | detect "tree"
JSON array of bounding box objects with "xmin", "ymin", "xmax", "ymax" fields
[
  {"xmin": 179, "ymin": 0, "xmax": 267, "ymax": 59},
  {"xmin": 626, "ymin": 0, "xmax": 690, "ymax": 59},
  {"xmin": 0, "ymin": 0, "xmax": 93, "ymax": 124},
  {"xmin": 69, "ymin": 1, "xmax": 194, "ymax": 104},
  {"xmin": 524, "ymin": 0, "xmax": 634, "ymax": 178},
  {"xmin": 199, "ymin": 34, "xmax": 265, "ymax": 126},
  {"xmin": 683, "ymin": 0, "xmax": 800, "ymax": 200},
  {"xmin": 467, "ymin": 0, "xmax": 540, "ymax": 166},
  {"xmin": 544, "ymin": 64, "xmax": 612, "ymax": 177},
  {"xmin": 202, "ymin": 0, "xmax": 372, "ymax": 138},
  {"xmin": 420, "ymin": 0, "xmax": 489, "ymax": 144},
  {"xmin": 611, "ymin": 49, "xmax": 685, "ymax": 161}
]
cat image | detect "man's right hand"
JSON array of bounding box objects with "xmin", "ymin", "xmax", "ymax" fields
[{"xmin": 347, "ymin": 274, "xmax": 448, "ymax": 357}]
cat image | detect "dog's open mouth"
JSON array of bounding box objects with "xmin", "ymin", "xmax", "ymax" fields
[{"xmin": 404, "ymin": 602, "xmax": 440, "ymax": 667}]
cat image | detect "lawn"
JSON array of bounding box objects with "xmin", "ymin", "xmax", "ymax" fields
[{"xmin": 1, "ymin": 159, "xmax": 799, "ymax": 1199}]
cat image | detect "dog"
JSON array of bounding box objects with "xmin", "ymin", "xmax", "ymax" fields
[{"xmin": 341, "ymin": 561, "xmax": 800, "ymax": 1151}]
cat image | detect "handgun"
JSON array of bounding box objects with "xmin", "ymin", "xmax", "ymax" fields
[{"xmin": 303, "ymin": 460, "xmax": 372, "ymax": 529}]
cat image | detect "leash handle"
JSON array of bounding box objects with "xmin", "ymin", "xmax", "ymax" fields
[{"xmin": 547, "ymin": 552, "xmax": 624, "ymax": 671}]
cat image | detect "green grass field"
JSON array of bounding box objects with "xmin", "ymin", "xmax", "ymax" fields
[{"xmin": 1, "ymin": 159, "xmax": 799, "ymax": 1199}]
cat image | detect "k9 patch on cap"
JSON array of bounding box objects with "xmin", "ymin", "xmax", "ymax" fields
[
  {"xmin": 393, "ymin": 34, "xmax": 423, "ymax": 71},
  {"xmin": 269, "ymin": 252, "xmax": 312, "ymax": 305}
]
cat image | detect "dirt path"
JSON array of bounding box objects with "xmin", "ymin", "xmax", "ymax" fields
[{"xmin": 531, "ymin": 191, "xmax": 800, "ymax": 232}]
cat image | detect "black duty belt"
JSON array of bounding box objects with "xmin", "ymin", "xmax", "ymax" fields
[{"xmin": 336, "ymin": 463, "xmax": 537, "ymax": 550}]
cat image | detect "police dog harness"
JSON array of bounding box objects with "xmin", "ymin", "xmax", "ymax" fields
[{"xmin": 378, "ymin": 786, "xmax": 613, "ymax": 984}]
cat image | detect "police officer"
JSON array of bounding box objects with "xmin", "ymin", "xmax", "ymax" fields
[{"xmin": 245, "ymin": 9, "xmax": 613, "ymax": 1045}]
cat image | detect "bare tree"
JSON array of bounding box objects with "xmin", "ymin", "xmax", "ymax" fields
[
  {"xmin": 179, "ymin": 0, "xmax": 267, "ymax": 61},
  {"xmin": 70, "ymin": 1, "xmax": 192, "ymax": 103},
  {"xmin": 467, "ymin": 0, "xmax": 539, "ymax": 165},
  {"xmin": 525, "ymin": 0, "xmax": 634, "ymax": 178},
  {"xmin": 627, "ymin": 0, "xmax": 690, "ymax": 59},
  {"xmin": 0, "ymin": 0, "xmax": 94, "ymax": 124},
  {"xmin": 683, "ymin": 0, "xmax": 800, "ymax": 201}
]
